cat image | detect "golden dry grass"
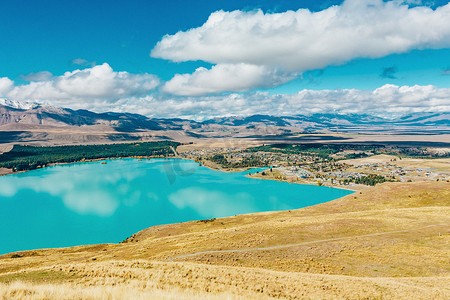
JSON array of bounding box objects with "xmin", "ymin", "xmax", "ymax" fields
[
  {"xmin": 2, "ymin": 261, "xmax": 448, "ymax": 300},
  {"xmin": 0, "ymin": 279, "xmax": 244, "ymax": 300},
  {"xmin": 0, "ymin": 181, "xmax": 449, "ymax": 299},
  {"xmin": 341, "ymin": 154, "xmax": 450, "ymax": 172}
]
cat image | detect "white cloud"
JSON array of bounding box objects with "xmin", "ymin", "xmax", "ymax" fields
[
  {"xmin": 22, "ymin": 71, "xmax": 53, "ymax": 82},
  {"xmin": 100, "ymin": 84, "xmax": 450, "ymax": 121},
  {"xmin": 72, "ymin": 58, "xmax": 96, "ymax": 67},
  {"xmin": 1, "ymin": 68, "xmax": 448, "ymax": 120},
  {"xmin": 152, "ymin": 0, "xmax": 450, "ymax": 69},
  {"xmin": 162, "ymin": 63, "xmax": 297, "ymax": 96},
  {"xmin": 2, "ymin": 63, "xmax": 160, "ymax": 108},
  {"xmin": 152, "ymin": 0, "xmax": 450, "ymax": 93},
  {"xmin": 0, "ymin": 77, "xmax": 13, "ymax": 95}
]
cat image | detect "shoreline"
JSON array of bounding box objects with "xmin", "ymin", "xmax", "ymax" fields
[
  {"xmin": 0, "ymin": 157, "xmax": 355, "ymax": 256},
  {"xmin": 1, "ymin": 156, "xmax": 360, "ymax": 191},
  {"xmin": 173, "ymin": 157, "xmax": 359, "ymax": 191},
  {"xmin": 245, "ymin": 173, "xmax": 359, "ymax": 192},
  {"xmin": 0, "ymin": 155, "xmax": 171, "ymax": 177}
]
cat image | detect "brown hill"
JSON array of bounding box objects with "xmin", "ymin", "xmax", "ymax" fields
[{"xmin": 1, "ymin": 101, "xmax": 449, "ymax": 147}]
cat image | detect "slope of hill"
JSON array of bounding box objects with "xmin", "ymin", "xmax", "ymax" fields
[
  {"xmin": 0, "ymin": 181, "xmax": 448, "ymax": 299},
  {"xmin": 0, "ymin": 100, "xmax": 163, "ymax": 131}
]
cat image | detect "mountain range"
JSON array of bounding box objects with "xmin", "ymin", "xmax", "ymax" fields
[{"xmin": 0, "ymin": 98, "xmax": 449, "ymax": 146}]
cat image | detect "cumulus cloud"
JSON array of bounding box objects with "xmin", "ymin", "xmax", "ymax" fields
[
  {"xmin": 0, "ymin": 77, "xmax": 14, "ymax": 95},
  {"xmin": 1, "ymin": 63, "xmax": 159, "ymax": 109},
  {"xmin": 152, "ymin": 0, "xmax": 450, "ymax": 69},
  {"xmin": 1, "ymin": 69, "xmax": 448, "ymax": 120},
  {"xmin": 162, "ymin": 63, "xmax": 297, "ymax": 96},
  {"xmin": 99, "ymin": 84, "xmax": 450, "ymax": 121},
  {"xmin": 22, "ymin": 71, "xmax": 53, "ymax": 82},
  {"xmin": 152, "ymin": 0, "xmax": 450, "ymax": 94}
]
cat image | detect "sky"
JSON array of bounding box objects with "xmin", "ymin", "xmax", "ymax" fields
[{"xmin": 0, "ymin": 0, "xmax": 450, "ymax": 120}]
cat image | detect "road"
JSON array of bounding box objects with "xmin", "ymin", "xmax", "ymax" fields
[{"xmin": 168, "ymin": 223, "xmax": 448, "ymax": 261}]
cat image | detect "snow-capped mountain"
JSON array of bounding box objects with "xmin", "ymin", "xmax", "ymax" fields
[{"xmin": 0, "ymin": 98, "xmax": 40, "ymax": 110}]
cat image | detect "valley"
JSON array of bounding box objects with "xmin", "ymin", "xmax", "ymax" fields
[{"xmin": 0, "ymin": 100, "xmax": 449, "ymax": 299}]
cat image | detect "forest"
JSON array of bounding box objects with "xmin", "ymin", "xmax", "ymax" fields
[
  {"xmin": 246, "ymin": 143, "xmax": 378, "ymax": 159},
  {"xmin": 209, "ymin": 154, "xmax": 267, "ymax": 168},
  {"xmin": 343, "ymin": 174, "xmax": 388, "ymax": 186},
  {"xmin": 0, "ymin": 141, "xmax": 180, "ymax": 172}
]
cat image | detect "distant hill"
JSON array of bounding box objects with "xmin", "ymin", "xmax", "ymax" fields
[
  {"xmin": 204, "ymin": 112, "xmax": 449, "ymax": 131},
  {"xmin": 0, "ymin": 98, "xmax": 165, "ymax": 131},
  {"xmin": 0, "ymin": 99, "xmax": 448, "ymax": 145}
]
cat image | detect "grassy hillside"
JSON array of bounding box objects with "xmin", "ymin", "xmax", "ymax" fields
[{"xmin": 0, "ymin": 181, "xmax": 449, "ymax": 299}]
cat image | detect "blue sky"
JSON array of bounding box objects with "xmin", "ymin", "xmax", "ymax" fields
[
  {"xmin": 0, "ymin": 0, "xmax": 449, "ymax": 119},
  {"xmin": 1, "ymin": 0, "xmax": 342, "ymax": 82}
]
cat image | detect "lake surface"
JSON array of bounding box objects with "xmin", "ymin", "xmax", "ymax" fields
[{"xmin": 0, "ymin": 158, "xmax": 353, "ymax": 255}]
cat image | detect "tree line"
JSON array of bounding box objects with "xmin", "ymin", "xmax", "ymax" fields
[
  {"xmin": 210, "ymin": 154, "xmax": 267, "ymax": 168},
  {"xmin": 0, "ymin": 141, "xmax": 180, "ymax": 172},
  {"xmin": 342, "ymin": 174, "xmax": 387, "ymax": 186}
]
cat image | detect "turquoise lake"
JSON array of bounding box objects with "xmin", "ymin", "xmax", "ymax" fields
[{"xmin": 0, "ymin": 158, "xmax": 353, "ymax": 255}]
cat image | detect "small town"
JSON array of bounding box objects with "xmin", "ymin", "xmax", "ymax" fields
[{"xmin": 179, "ymin": 144, "xmax": 450, "ymax": 189}]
